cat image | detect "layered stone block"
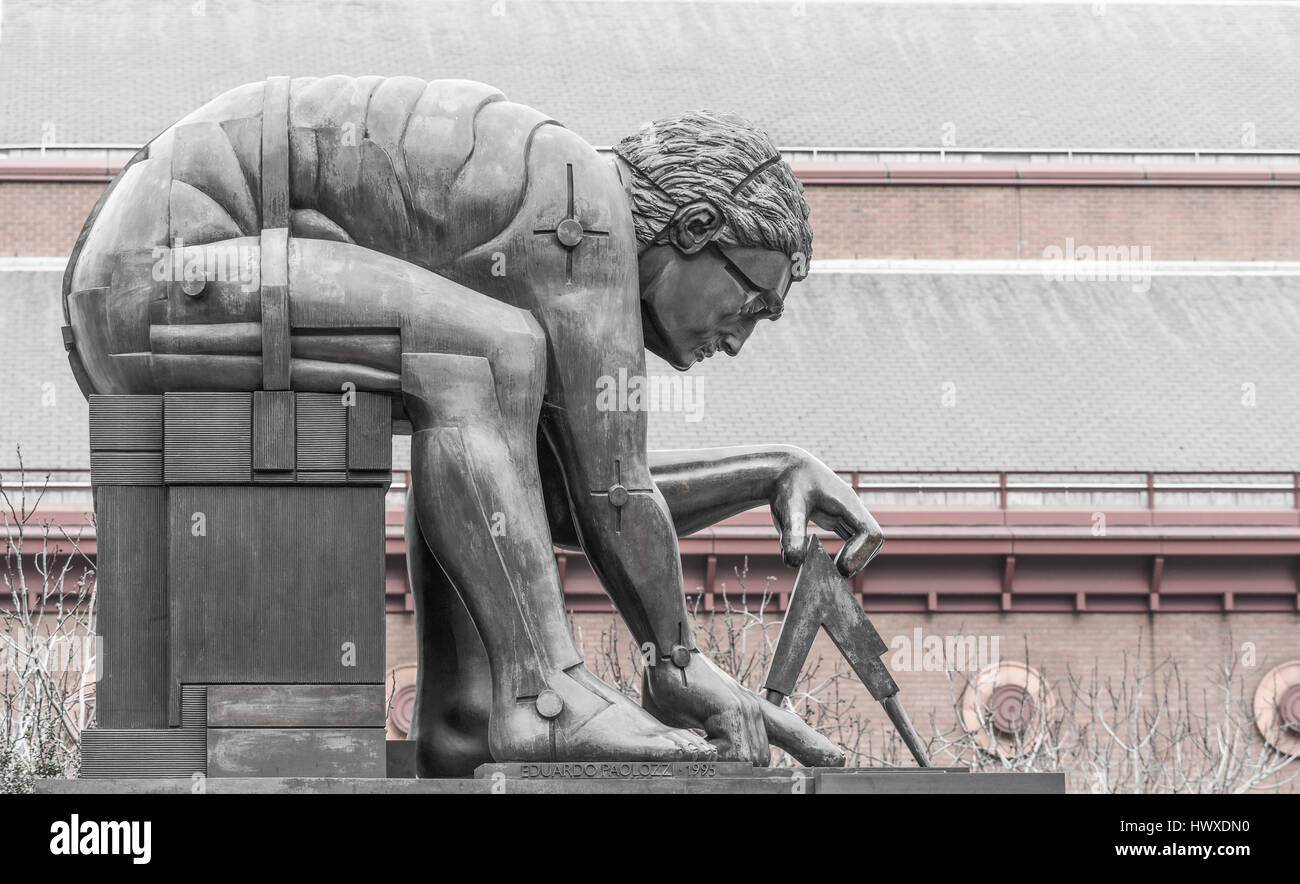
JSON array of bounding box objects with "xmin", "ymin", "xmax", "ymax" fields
[{"xmin": 82, "ymin": 391, "xmax": 392, "ymax": 778}]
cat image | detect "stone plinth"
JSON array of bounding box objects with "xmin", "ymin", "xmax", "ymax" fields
[{"xmin": 82, "ymin": 392, "xmax": 392, "ymax": 779}]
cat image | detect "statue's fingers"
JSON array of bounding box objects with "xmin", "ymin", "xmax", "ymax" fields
[
  {"xmin": 716, "ymin": 685, "xmax": 772, "ymax": 766},
  {"xmin": 760, "ymin": 699, "xmax": 846, "ymax": 768},
  {"xmin": 769, "ymin": 485, "xmax": 811, "ymax": 569},
  {"xmin": 836, "ymin": 519, "xmax": 885, "ymax": 577},
  {"xmin": 744, "ymin": 693, "xmax": 772, "ymax": 767},
  {"xmin": 808, "ymin": 509, "xmax": 853, "ymax": 541},
  {"xmin": 704, "ymin": 708, "xmax": 759, "ymax": 763},
  {"xmin": 780, "ymin": 508, "xmax": 808, "ymax": 567},
  {"xmin": 835, "ymin": 531, "xmax": 871, "ymax": 577}
]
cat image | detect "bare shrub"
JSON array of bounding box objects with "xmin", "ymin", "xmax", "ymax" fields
[
  {"xmin": 0, "ymin": 451, "xmax": 97, "ymax": 792},
  {"xmin": 923, "ymin": 631, "xmax": 1300, "ymax": 793}
]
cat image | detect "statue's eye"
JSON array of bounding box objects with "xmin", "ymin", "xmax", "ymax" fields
[
  {"xmin": 742, "ymin": 290, "xmax": 785, "ymax": 320},
  {"xmin": 723, "ymin": 260, "xmax": 758, "ymax": 297},
  {"xmin": 717, "ymin": 243, "xmax": 784, "ymax": 319}
]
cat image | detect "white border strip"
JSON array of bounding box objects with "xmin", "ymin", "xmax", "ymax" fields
[
  {"xmin": 809, "ymin": 259, "xmax": 1300, "ymax": 276},
  {"xmin": 466, "ymin": 1, "xmax": 1300, "ymax": 7},
  {"xmin": 0, "ymin": 257, "xmax": 67, "ymax": 271},
  {"xmin": 7, "ymin": 256, "xmax": 1300, "ymax": 277}
]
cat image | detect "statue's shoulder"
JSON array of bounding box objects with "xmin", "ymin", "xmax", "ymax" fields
[
  {"xmin": 436, "ymin": 114, "xmax": 638, "ymax": 307},
  {"xmin": 384, "ymin": 84, "xmax": 636, "ymax": 302}
]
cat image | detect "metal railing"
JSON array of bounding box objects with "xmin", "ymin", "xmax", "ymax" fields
[
  {"xmin": 2, "ymin": 469, "xmax": 1297, "ymax": 510},
  {"xmin": 840, "ymin": 471, "xmax": 1300, "ymax": 510}
]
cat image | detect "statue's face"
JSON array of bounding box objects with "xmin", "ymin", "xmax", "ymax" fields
[{"xmin": 638, "ymin": 243, "xmax": 796, "ymax": 370}]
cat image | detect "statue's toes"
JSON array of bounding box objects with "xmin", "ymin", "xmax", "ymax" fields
[{"xmin": 671, "ymin": 729, "xmax": 717, "ymax": 758}]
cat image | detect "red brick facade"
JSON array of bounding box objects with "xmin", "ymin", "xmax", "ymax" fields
[
  {"xmin": 806, "ymin": 184, "xmax": 1300, "ymax": 261},
  {"xmin": 0, "ymin": 181, "xmax": 104, "ymax": 258},
  {"xmin": 381, "ymin": 609, "xmax": 1300, "ymax": 791},
  {"xmin": 5, "ymin": 178, "xmax": 1300, "ymax": 261}
]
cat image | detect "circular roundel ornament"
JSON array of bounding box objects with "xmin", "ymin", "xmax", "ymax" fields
[
  {"xmin": 535, "ymin": 689, "xmax": 564, "ymax": 719},
  {"xmin": 988, "ymin": 684, "xmax": 1037, "ymax": 737},
  {"xmin": 1253, "ymin": 660, "xmax": 1300, "ymax": 755},
  {"xmin": 385, "ymin": 664, "xmax": 419, "ymax": 739},
  {"xmin": 960, "ymin": 661, "xmax": 1054, "ymax": 755},
  {"xmin": 556, "ymin": 218, "xmax": 585, "ymax": 248}
]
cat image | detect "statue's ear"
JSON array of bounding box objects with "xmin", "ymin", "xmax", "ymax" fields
[{"xmin": 667, "ymin": 200, "xmax": 726, "ymax": 255}]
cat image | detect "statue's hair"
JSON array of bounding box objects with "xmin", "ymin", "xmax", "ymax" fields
[{"xmin": 612, "ymin": 110, "xmax": 812, "ymax": 270}]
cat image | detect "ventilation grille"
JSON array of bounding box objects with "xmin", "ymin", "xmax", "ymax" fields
[
  {"xmin": 295, "ymin": 393, "xmax": 348, "ymax": 472},
  {"xmin": 80, "ymin": 729, "xmax": 207, "ymax": 779},
  {"xmin": 89, "ymin": 395, "xmax": 163, "ymax": 450},
  {"xmin": 164, "ymin": 393, "xmax": 252, "ymax": 483},
  {"xmin": 90, "ymin": 451, "xmax": 163, "ymax": 486}
]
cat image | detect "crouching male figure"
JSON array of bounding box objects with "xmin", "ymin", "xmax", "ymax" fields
[{"xmin": 62, "ymin": 77, "xmax": 884, "ymax": 775}]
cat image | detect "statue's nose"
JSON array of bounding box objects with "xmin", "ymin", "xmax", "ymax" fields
[{"xmin": 723, "ymin": 326, "xmax": 752, "ymax": 356}]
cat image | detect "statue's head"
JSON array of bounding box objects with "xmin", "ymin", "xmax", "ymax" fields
[{"xmin": 613, "ymin": 111, "xmax": 812, "ymax": 370}]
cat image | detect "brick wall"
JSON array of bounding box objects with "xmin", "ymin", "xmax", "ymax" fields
[
  {"xmin": 6, "ymin": 179, "xmax": 1300, "ymax": 261},
  {"xmin": 385, "ymin": 612, "xmax": 418, "ymax": 677},
  {"xmin": 1015, "ymin": 187, "xmax": 1300, "ymax": 262},
  {"xmin": 384, "ymin": 609, "xmax": 1300, "ymax": 791},
  {"xmin": 803, "ymin": 185, "xmax": 1300, "ymax": 261},
  {"xmin": 0, "ymin": 182, "xmax": 103, "ymax": 258}
]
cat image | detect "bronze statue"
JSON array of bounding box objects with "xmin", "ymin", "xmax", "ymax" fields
[{"xmin": 62, "ymin": 77, "xmax": 887, "ymax": 775}]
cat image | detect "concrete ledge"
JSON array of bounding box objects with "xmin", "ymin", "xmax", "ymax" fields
[
  {"xmin": 35, "ymin": 769, "xmax": 1063, "ymax": 795},
  {"xmin": 35, "ymin": 776, "xmax": 794, "ymax": 794}
]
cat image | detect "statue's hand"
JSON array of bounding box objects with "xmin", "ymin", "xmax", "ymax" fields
[
  {"xmin": 642, "ymin": 651, "xmax": 845, "ymax": 767},
  {"xmin": 770, "ymin": 449, "xmax": 885, "ymax": 577}
]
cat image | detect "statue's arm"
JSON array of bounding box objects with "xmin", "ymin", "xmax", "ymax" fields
[
  {"xmin": 542, "ymin": 443, "xmax": 803, "ymax": 546},
  {"xmin": 645, "ymin": 445, "xmax": 809, "ymax": 537},
  {"xmin": 540, "ymin": 416, "xmax": 694, "ymax": 658},
  {"xmin": 646, "ymin": 444, "xmax": 884, "ymax": 576},
  {"xmin": 545, "ymin": 439, "xmax": 884, "ymax": 575},
  {"xmin": 534, "ymin": 316, "xmax": 696, "ymax": 656}
]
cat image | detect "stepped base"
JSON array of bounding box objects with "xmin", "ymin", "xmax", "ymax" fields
[{"xmin": 39, "ymin": 769, "xmax": 1064, "ymax": 794}]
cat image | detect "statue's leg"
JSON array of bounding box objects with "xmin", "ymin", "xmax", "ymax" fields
[
  {"xmin": 404, "ymin": 493, "xmax": 493, "ymax": 777},
  {"xmin": 288, "ymin": 239, "xmax": 713, "ymax": 762},
  {"xmin": 402, "ymin": 348, "xmax": 712, "ymax": 762},
  {"xmin": 407, "ymin": 437, "xmax": 682, "ymax": 775}
]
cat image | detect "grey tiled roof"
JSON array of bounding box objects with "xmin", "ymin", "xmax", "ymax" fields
[
  {"xmin": 3, "ymin": 267, "xmax": 1297, "ymax": 472},
  {"xmin": 645, "ymin": 271, "xmax": 1300, "ymax": 472},
  {"xmin": 2, "ymin": 0, "xmax": 1297, "ymax": 151},
  {"xmin": 1, "ymin": 271, "xmax": 88, "ymax": 471}
]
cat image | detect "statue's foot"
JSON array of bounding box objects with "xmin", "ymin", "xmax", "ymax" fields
[
  {"xmin": 414, "ymin": 715, "xmax": 492, "ymax": 779},
  {"xmin": 489, "ymin": 664, "xmax": 717, "ymax": 762}
]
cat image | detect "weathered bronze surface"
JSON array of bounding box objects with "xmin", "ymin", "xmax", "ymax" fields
[{"xmin": 64, "ymin": 77, "xmax": 898, "ymax": 774}]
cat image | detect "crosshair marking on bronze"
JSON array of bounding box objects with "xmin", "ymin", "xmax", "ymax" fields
[
  {"xmin": 588, "ymin": 457, "xmax": 652, "ymax": 532},
  {"xmin": 533, "ymin": 163, "xmax": 610, "ymax": 284}
]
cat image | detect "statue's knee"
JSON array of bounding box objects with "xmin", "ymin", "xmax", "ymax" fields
[
  {"xmin": 400, "ymin": 323, "xmax": 544, "ymax": 431},
  {"xmin": 401, "ymin": 352, "xmax": 499, "ymax": 429},
  {"xmin": 491, "ymin": 320, "xmax": 546, "ymax": 391}
]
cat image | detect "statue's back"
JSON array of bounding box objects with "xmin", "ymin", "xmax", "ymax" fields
[{"xmin": 62, "ymin": 76, "xmax": 592, "ymax": 398}]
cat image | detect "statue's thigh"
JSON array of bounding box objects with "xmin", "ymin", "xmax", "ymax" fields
[{"xmin": 287, "ymin": 238, "xmax": 544, "ymax": 412}]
